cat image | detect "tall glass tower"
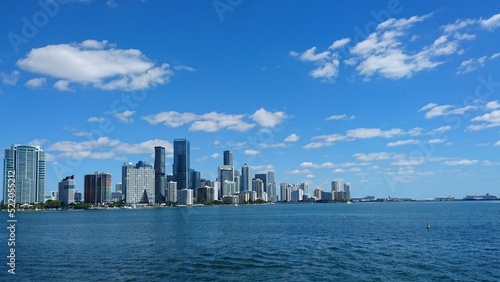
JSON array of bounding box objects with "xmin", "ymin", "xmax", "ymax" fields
[
  {"xmin": 154, "ymin": 146, "xmax": 166, "ymax": 203},
  {"xmin": 173, "ymin": 139, "xmax": 190, "ymax": 190},
  {"xmin": 240, "ymin": 163, "xmax": 252, "ymax": 192},
  {"xmin": 3, "ymin": 144, "xmax": 46, "ymax": 204},
  {"xmin": 223, "ymin": 150, "xmax": 233, "ymax": 166}
]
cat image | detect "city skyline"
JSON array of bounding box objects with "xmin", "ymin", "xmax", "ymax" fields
[{"xmin": 1, "ymin": 1, "xmax": 500, "ymax": 199}]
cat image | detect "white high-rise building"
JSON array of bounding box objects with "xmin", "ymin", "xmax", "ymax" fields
[
  {"xmin": 3, "ymin": 144, "xmax": 46, "ymax": 204},
  {"xmin": 58, "ymin": 175, "xmax": 75, "ymax": 206},
  {"xmin": 166, "ymin": 181, "xmax": 177, "ymax": 203},
  {"xmin": 122, "ymin": 161, "xmax": 155, "ymax": 204},
  {"xmin": 178, "ymin": 189, "xmax": 193, "ymax": 206},
  {"xmin": 344, "ymin": 182, "xmax": 351, "ymax": 200}
]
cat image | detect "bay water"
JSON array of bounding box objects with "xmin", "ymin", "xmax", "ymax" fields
[{"xmin": 2, "ymin": 201, "xmax": 499, "ymax": 281}]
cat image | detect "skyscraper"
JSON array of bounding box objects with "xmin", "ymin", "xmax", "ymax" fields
[
  {"xmin": 240, "ymin": 163, "xmax": 252, "ymax": 192},
  {"xmin": 58, "ymin": 175, "xmax": 75, "ymax": 206},
  {"xmin": 122, "ymin": 161, "xmax": 155, "ymax": 204},
  {"xmin": 3, "ymin": 144, "xmax": 46, "ymax": 204},
  {"xmin": 173, "ymin": 139, "xmax": 190, "ymax": 190},
  {"xmin": 267, "ymin": 171, "xmax": 277, "ymax": 202},
  {"xmin": 84, "ymin": 172, "xmax": 112, "ymax": 205},
  {"xmin": 344, "ymin": 182, "xmax": 351, "ymax": 200},
  {"xmin": 223, "ymin": 150, "xmax": 233, "ymax": 166},
  {"xmin": 255, "ymin": 173, "xmax": 267, "ymax": 192},
  {"xmin": 154, "ymin": 146, "xmax": 166, "ymax": 203}
]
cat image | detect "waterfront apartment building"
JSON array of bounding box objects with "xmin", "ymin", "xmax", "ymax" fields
[
  {"xmin": 166, "ymin": 181, "xmax": 177, "ymax": 203},
  {"xmin": 173, "ymin": 139, "xmax": 190, "ymax": 190},
  {"xmin": 3, "ymin": 144, "xmax": 46, "ymax": 204},
  {"xmin": 84, "ymin": 172, "xmax": 112, "ymax": 205},
  {"xmin": 58, "ymin": 175, "xmax": 75, "ymax": 206},
  {"xmin": 122, "ymin": 161, "xmax": 155, "ymax": 204},
  {"xmin": 178, "ymin": 189, "xmax": 193, "ymax": 206}
]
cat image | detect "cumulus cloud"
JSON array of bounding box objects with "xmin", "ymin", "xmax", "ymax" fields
[
  {"xmin": 87, "ymin": 116, "xmax": 104, "ymax": 123},
  {"xmin": 112, "ymin": 110, "xmax": 135, "ymax": 123},
  {"xmin": 250, "ymin": 108, "xmax": 287, "ymax": 128},
  {"xmin": 468, "ymin": 110, "xmax": 500, "ymax": 130},
  {"xmin": 54, "ymin": 80, "xmax": 72, "ymax": 91},
  {"xmin": 284, "ymin": 133, "xmax": 300, "ymax": 142},
  {"xmin": 0, "ymin": 70, "xmax": 19, "ymax": 85},
  {"xmin": 142, "ymin": 110, "xmax": 255, "ymax": 132},
  {"xmin": 25, "ymin": 77, "xmax": 46, "ymax": 88},
  {"xmin": 17, "ymin": 40, "xmax": 173, "ymax": 91},
  {"xmin": 292, "ymin": 13, "xmax": 500, "ymax": 82},
  {"xmin": 47, "ymin": 137, "xmax": 174, "ymax": 161}
]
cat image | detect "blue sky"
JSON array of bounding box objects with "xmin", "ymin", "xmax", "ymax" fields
[{"xmin": 1, "ymin": 0, "xmax": 499, "ymax": 199}]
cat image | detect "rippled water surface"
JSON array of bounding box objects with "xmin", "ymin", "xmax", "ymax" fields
[{"xmin": 2, "ymin": 201, "xmax": 500, "ymax": 281}]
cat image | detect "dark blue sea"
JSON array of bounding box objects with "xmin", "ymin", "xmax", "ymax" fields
[{"xmin": 2, "ymin": 201, "xmax": 500, "ymax": 281}]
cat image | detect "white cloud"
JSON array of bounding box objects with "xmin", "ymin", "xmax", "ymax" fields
[
  {"xmin": 142, "ymin": 111, "xmax": 255, "ymax": 132},
  {"xmin": 286, "ymin": 169, "xmax": 312, "ymax": 175},
  {"xmin": 299, "ymin": 162, "xmax": 335, "ymax": 168},
  {"xmin": 25, "ymin": 77, "xmax": 46, "ymax": 88},
  {"xmin": 431, "ymin": 125, "xmax": 452, "ymax": 133},
  {"xmin": 495, "ymin": 141, "xmax": 500, "ymax": 146},
  {"xmin": 457, "ymin": 56, "xmax": 487, "ymax": 74},
  {"xmin": 87, "ymin": 117, "xmax": 104, "ymax": 123},
  {"xmin": 443, "ymin": 19, "xmax": 476, "ymax": 33},
  {"xmin": 486, "ymin": 100, "xmax": 500, "ymax": 110},
  {"xmin": 299, "ymin": 47, "xmax": 330, "ymax": 62},
  {"xmin": 491, "ymin": 52, "xmax": 500, "ymax": 60},
  {"xmin": 354, "ymin": 152, "xmax": 393, "ymax": 161},
  {"xmin": 196, "ymin": 153, "xmax": 220, "ymax": 162},
  {"xmin": 17, "ymin": 40, "xmax": 173, "ymax": 91},
  {"xmin": 303, "ymin": 134, "xmax": 348, "ymax": 149},
  {"xmin": 0, "ymin": 71, "xmax": 19, "ymax": 85},
  {"xmin": 310, "ymin": 59, "xmax": 339, "ymax": 79},
  {"xmin": 469, "ymin": 110, "xmax": 500, "ymax": 130},
  {"xmin": 480, "ymin": 13, "xmax": 500, "ymax": 30},
  {"xmin": 244, "ymin": 149, "xmax": 260, "ymax": 156},
  {"xmin": 28, "ymin": 138, "xmax": 48, "ymax": 147},
  {"xmin": 173, "ymin": 65, "xmax": 196, "ymax": 72},
  {"xmin": 329, "ymin": 38, "xmax": 351, "ymax": 50},
  {"xmin": 112, "ymin": 110, "xmax": 135, "ymax": 123},
  {"xmin": 250, "ymin": 108, "xmax": 287, "ymax": 128},
  {"xmin": 325, "ymin": 114, "xmax": 355, "ymax": 121},
  {"xmin": 284, "ymin": 133, "xmax": 300, "ymax": 142},
  {"xmin": 47, "ymin": 137, "xmax": 174, "ymax": 161},
  {"xmin": 347, "ymin": 128, "xmax": 403, "ymax": 139},
  {"xmin": 258, "ymin": 142, "xmax": 289, "ymax": 149},
  {"xmin": 419, "ymin": 103, "xmax": 476, "ymax": 118},
  {"xmin": 387, "ymin": 139, "xmax": 420, "ymax": 147},
  {"xmin": 54, "ymin": 80, "xmax": 72, "ymax": 91},
  {"xmin": 428, "ymin": 138, "xmax": 446, "ymax": 144},
  {"xmin": 443, "ymin": 159, "xmax": 479, "ymax": 166}
]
